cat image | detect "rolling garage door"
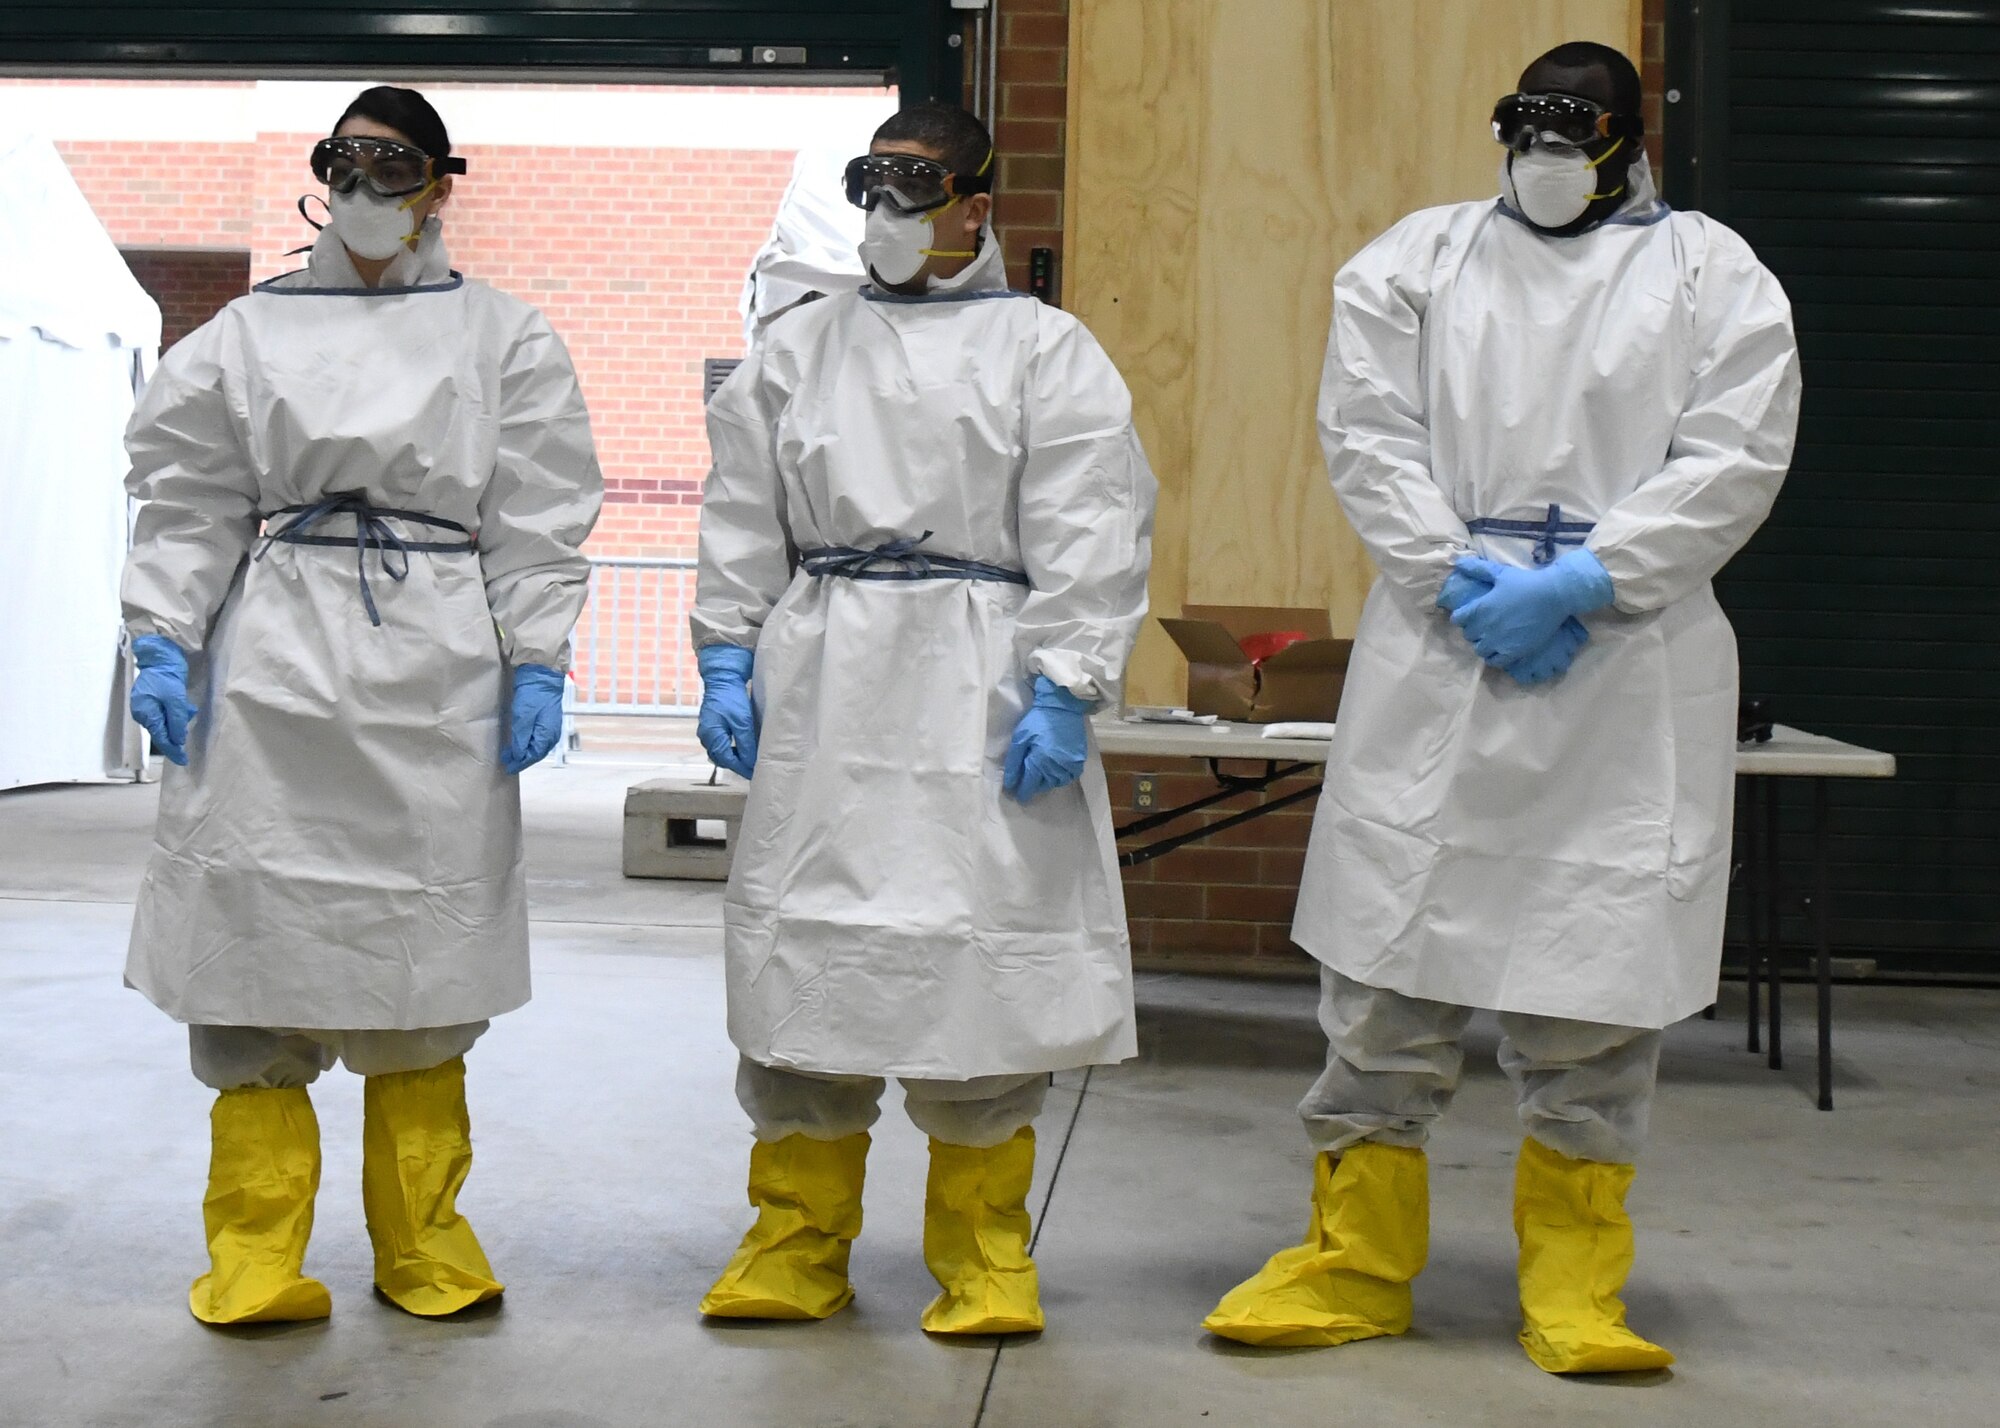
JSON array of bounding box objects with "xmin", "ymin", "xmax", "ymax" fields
[
  {"xmin": 0, "ymin": 2, "xmax": 961, "ymax": 97},
  {"xmin": 1669, "ymin": 0, "xmax": 2000, "ymax": 975}
]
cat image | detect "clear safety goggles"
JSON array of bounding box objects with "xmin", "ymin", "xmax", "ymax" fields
[
  {"xmin": 1491, "ymin": 91, "xmax": 1631, "ymax": 152},
  {"xmin": 310, "ymin": 136, "xmax": 467, "ymax": 199},
  {"xmin": 842, "ymin": 150, "xmax": 993, "ymax": 215}
]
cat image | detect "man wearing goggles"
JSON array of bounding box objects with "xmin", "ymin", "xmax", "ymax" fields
[
  {"xmin": 839, "ymin": 145, "xmax": 994, "ymax": 290},
  {"xmin": 1491, "ymin": 83, "xmax": 1645, "ymax": 236},
  {"xmin": 1206, "ymin": 41, "xmax": 1800, "ymax": 1377},
  {"xmin": 694, "ymin": 103, "xmax": 1155, "ymax": 1337}
]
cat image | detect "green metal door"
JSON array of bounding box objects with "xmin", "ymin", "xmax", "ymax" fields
[{"xmin": 1668, "ymin": 0, "xmax": 2000, "ymax": 975}]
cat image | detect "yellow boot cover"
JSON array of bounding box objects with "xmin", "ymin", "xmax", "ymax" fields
[
  {"xmin": 701, "ymin": 1132, "xmax": 870, "ymax": 1320},
  {"xmin": 1514, "ymin": 1137, "xmax": 1675, "ymax": 1374},
  {"xmin": 189, "ymin": 1086, "xmax": 334, "ymax": 1324},
  {"xmin": 361, "ymin": 1057, "xmax": 504, "ymax": 1317},
  {"xmin": 1202, "ymin": 1142, "xmax": 1427, "ymax": 1347},
  {"xmin": 920, "ymin": 1128, "xmax": 1044, "ymax": 1336}
]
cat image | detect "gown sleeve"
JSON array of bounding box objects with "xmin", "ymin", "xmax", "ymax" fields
[
  {"xmin": 691, "ymin": 348, "xmax": 796, "ymax": 653},
  {"xmin": 1013, "ymin": 313, "xmax": 1158, "ymax": 705},
  {"xmin": 1587, "ymin": 219, "xmax": 1802, "ymax": 612},
  {"xmin": 1320, "ymin": 213, "xmax": 1476, "ymax": 602},
  {"xmin": 121, "ymin": 316, "xmax": 261, "ymax": 654},
  {"xmin": 477, "ymin": 309, "xmax": 604, "ymax": 670}
]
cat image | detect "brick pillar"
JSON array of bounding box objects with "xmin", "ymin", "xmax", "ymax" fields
[
  {"xmin": 967, "ymin": 1, "xmax": 1070, "ymax": 297},
  {"xmin": 1643, "ymin": 0, "xmax": 1667, "ymax": 173}
]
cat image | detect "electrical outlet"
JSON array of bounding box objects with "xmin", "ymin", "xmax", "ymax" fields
[{"xmin": 1134, "ymin": 776, "xmax": 1157, "ymax": 812}]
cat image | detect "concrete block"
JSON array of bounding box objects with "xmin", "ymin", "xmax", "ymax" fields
[{"xmin": 623, "ymin": 777, "xmax": 749, "ymax": 881}]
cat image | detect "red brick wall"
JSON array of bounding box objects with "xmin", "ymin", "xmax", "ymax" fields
[
  {"xmin": 120, "ymin": 249, "xmax": 251, "ymax": 352},
  {"xmin": 967, "ymin": 0, "xmax": 1069, "ymax": 297},
  {"xmin": 1109, "ymin": 756, "xmax": 1320, "ymax": 976}
]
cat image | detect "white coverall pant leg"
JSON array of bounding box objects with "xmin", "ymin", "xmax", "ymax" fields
[
  {"xmin": 736, "ymin": 1056, "xmax": 1049, "ymax": 1149},
  {"xmin": 1299, "ymin": 968, "xmax": 1660, "ymax": 1164},
  {"xmin": 189, "ymin": 1022, "xmax": 490, "ymax": 1091}
]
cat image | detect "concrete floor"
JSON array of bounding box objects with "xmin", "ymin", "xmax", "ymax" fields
[{"xmin": 2, "ymin": 759, "xmax": 1996, "ymax": 1428}]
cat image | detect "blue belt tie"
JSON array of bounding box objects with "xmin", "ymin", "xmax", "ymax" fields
[
  {"xmin": 1465, "ymin": 503, "xmax": 1595, "ymax": 567},
  {"xmin": 256, "ymin": 489, "xmax": 478, "ymax": 627},
  {"xmin": 798, "ymin": 531, "xmax": 1030, "ymax": 587}
]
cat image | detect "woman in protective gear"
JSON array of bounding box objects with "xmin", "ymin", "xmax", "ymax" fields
[{"xmin": 121, "ymin": 85, "xmax": 602, "ymax": 1323}]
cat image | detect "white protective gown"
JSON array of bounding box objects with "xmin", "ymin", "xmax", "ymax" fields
[
  {"xmin": 694, "ymin": 239, "xmax": 1157, "ymax": 1081},
  {"xmin": 121, "ymin": 224, "xmax": 603, "ymax": 1029},
  {"xmin": 1293, "ymin": 163, "xmax": 1801, "ymax": 1030}
]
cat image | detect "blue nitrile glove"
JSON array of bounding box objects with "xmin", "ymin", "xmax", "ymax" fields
[
  {"xmin": 1003, "ymin": 675, "xmax": 1093, "ymax": 805},
  {"xmin": 696, "ymin": 644, "xmax": 759, "ymax": 780},
  {"xmin": 1450, "ymin": 549, "xmax": 1614, "ymax": 669},
  {"xmin": 1437, "ymin": 563, "xmax": 1495, "ymax": 615},
  {"xmin": 501, "ymin": 664, "xmax": 567, "ymax": 774},
  {"xmin": 130, "ymin": 634, "xmax": 198, "ymax": 767},
  {"xmin": 1504, "ymin": 616, "xmax": 1591, "ymax": 688}
]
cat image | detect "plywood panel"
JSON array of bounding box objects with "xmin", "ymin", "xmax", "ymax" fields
[
  {"xmin": 1069, "ymin": 0, "xmax": 1640, "ymax": 706},
  {"xmin": 1063, "ymin": 0, "xmax": 1208, "ymax": 706}
]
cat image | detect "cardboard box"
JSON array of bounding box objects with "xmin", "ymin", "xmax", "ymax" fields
[{"xmin": 1155, "ymin": 605, "xmax": 1352, "ymax": 724}]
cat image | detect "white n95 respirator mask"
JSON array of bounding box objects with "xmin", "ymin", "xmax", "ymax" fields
[
  {"xmin": 328, "ymin": 184, "xmax": 429, "ymax": 260},
  {"xmin": 1503, "ymin": 139, "xmax": 1628, "ymax": 232},
  {"xmin": 860, "ymin": 201, "xmax": 974, "ymax": 289}
]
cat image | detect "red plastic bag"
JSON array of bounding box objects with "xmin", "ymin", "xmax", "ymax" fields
[{"xmin": 1237, "ymin": 630, "xmax": 1311, "ymax": 667}]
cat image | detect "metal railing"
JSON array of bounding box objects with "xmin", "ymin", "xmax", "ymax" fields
[{"xmin": 571, "ymin": 556, "xmax": 698, "ymax": 715}]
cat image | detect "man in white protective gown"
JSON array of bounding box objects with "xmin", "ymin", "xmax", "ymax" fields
[
  {"xmin": 120, "ymin": 87, "xmax": 601, "ymax": 1324},
  {"xmin": 691, "ymin": 102, "xmax": 1156, "ymax": 1335},
  {"xmin": 1205, "ymin": 44, "xmax": 1800, "ymax": 1372}
]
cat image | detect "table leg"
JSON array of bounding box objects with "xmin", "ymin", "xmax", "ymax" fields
[
  {"xmin": 1814, "ymin": 776, "xmax": 1835, "ymax": 1111},
  {"xmin": 1746, "ymin": 776, "xmax": 1763, "ymax": 1054},
  {"xmin": 1766, "ymin": 774, "xmax": 1784, "ymax": 1071}
]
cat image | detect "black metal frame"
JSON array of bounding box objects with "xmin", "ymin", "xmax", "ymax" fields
[
  {"xmin": 1114, "ymin": 760, "xmax": 1321, "ymax": 869},
  {"xmin": 1728, "ymin": 772, "xmax": 1839, "ymax": 1110},
  {"xmin": 1662, "ymin": 0, "xmax": 1731, "ymax": 215}
]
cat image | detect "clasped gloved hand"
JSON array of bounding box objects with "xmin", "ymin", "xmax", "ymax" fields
[
  {"xmin": 130, "ymin": 634, "xmax": 199, "ymax": 766},
  {"xmin": 696, "ymin": 644, "xmax": 759, "ymax": 780},
  {"xmin": 502, "ymin": 664, "xmax": 567, "ymax": 774},
  {"xmin": 1004, "ymin": 675, "xmax": 1093, "ymax": 805},
  {"xmin": 1449, "ymin": 550, "xmax": 1614, "ymax": 670},
  {"xmin": 1436, "ymin": 563, "xmax": 1494, "ymax": 616},
  {"xmin": 1505, "ymin": 615, "xmax": 1590, "ymax": 687}
]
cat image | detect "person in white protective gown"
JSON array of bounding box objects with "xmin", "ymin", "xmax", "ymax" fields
[
  {"xmin": 1205, "ymin": 44, "xmax": 1800, "ymax": 1372},
  {"xmin": 119, "ymin": 87, "xmax": 602, "ymax": 1325},
  {"xmin": 691, "ymin": 103, "xmax": 1156, "ymax": 1335}
]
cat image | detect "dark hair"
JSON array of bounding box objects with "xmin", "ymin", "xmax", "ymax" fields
[
  {"xmin": 334, "ymin": 85, "xmax": 453, "ymax": 160},
  {"xmin": 1520, "ymin": 41, "xmax": 1643, "ymax": 119},
  {"xmin": 872, "ymin": 102, "xmax": 994, "ymax": 182}
]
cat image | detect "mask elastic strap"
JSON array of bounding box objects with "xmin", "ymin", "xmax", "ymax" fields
[
  {"xmin": 285, "ymin": 194, "xmax": 332, "ymax": 256},
  {"xmin": 1583, "ymin": 137, "xmax": 1629, "ymax": 202},
  {"xmin": 918, "ymin": 197, "xmax": 979, "ymax": 261},
  {"xmin": 393, "ymin": 179, "xmax": 438, "ymax": 246}
]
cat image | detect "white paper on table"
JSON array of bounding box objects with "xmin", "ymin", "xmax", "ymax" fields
[{"xmin": 1261, "ymin": 721, "xmax": 1338, "ymax": 740}]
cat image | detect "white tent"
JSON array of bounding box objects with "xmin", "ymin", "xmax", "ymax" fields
[{"xmin": 0, "ymin": 132, "xmax": 160, "ymax": 790}]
